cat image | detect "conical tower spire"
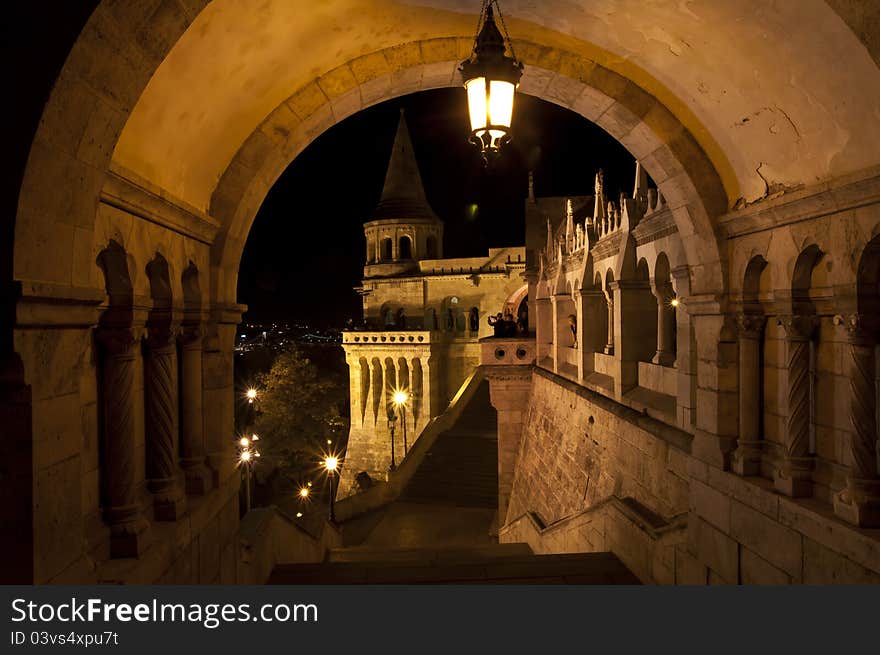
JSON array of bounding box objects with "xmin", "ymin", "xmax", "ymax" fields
[{"xmin": 372, "ymin": 109, "xmax": 436, "ymax": 220}]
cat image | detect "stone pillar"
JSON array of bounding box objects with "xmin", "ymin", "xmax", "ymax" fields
[
  {"xmin": 203, "ymin": 317, "xmax": 238, "ymax": 487},
  {"xmin": 774, "ymin": 315, "xmax": 816, "ymax": 497},
  {"xmin": 731, "ymin": 313, "xmax": 766, "ymax": 476},
  {"xmin": 671, "ymin": 267, "xmax": 695, "ymax": 430},
  {"xmin": 550, "ymin": 294, "xmax": 560, "ymax": 373},
  {"xmin": 535, "ymin": 296, "xmax": 552, "ymax": 361},
  {"xmin": 651, "ymin": 281, "xmax": 676, "ymax": 366},
  {"xmin": 178, "ymin": 324, "xmax": 211, "ymax": 495},
  {"xmin": 97, "ymin": 326, "xmax": 149, "ymax": 558},
  {"xmin": 485, "ymin": 367, "xmax": 533, "ymax": 527},
  {"xmin": 832, "ymin": 314, "xmax": 880, "ymax": 527},
  {"xmin": 577, "ymin": 290, "xmax": 604, "ymax": 381},
  {"xmin": 144, "ymin": 322, "xmax": 185, "ymax": 520},
  {"xmin": 603, "ymin": 290, "xmax": 614, "ymax": 355}
]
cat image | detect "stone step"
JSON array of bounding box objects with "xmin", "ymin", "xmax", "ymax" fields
[
  {"xmin": 269, "ymin": 551, "xmax": 641, "ymax": 585},
  {"xmin": 326, "ymin": 542, "xmax": 533, "ymax": 563}
]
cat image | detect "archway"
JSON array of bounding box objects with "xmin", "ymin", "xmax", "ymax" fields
[{"xmin": 8, "ymin": 0, "xmax": 880, "ymax": 584}]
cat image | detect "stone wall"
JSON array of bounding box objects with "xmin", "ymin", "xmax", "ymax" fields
[
  {"xmin": 502, "ymin": 367, "xmax": 880, "ymax": 584},
  {"xmin": 507, "ymin": 369, "xmax": 690, "ymax": 530}
]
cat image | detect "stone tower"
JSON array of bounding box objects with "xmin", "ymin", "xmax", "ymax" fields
[
  {"xmin": 363, "ymin": 111, "xmax": 444, "ymax": 278},
  {"xmin": 339, "ymin": 111, "xmax": 527, "ymax": 497}
]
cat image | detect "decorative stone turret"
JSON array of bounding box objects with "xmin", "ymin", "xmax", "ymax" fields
[{"xmin": 363, "ymin": 110, "xmax": 443, "ymax": 278}]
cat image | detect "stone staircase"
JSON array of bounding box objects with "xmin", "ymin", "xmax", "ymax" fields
[
  {"xmin": 268, "ymin": 543, "xmax": 640, "ymax": 584},
  {"xmin": 267, "ymin": 376, "xmax": 640, "ymax": 585},
  {"xmin": 401, "ymin": 379, "xmax": 498, "ymax": 508}
]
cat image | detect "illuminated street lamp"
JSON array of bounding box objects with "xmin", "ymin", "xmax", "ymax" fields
[
  {"xmin": 324, "ymin": 455, "xmax": 339, "ymax": 523},
  {"xmin": 392, "ymin": 389, "xmax": 410, "ymax": 455},
  {"xmin": 387, "ymin": 407, "xmax": 398, "ymax": 472},
  {"xmin": 246, "ymin": 388, "xmax": 257, "ymax": 404},
  {"xmin": 460, "ymin": 0, "xmax": 523, "ymax": 164}
]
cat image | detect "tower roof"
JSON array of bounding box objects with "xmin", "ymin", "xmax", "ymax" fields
[{"xmin": 371, "ymin": 110, "xmax": 439, "ymax": 222}]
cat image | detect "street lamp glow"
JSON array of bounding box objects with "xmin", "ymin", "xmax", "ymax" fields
[
  {"xmin": 239, "ymin": 436, "xmax": 250, "ymax": 448},
  {"xmin": 246, "ymin": 388, "xmax": 257, "ymax": 402},
  {"xmin": 324, "ymin": 456, "xmax": 339, "ymax": 472},
  {"xmin": 299, "ymin": 487, "xmax": 310, "ymax": 499},
  {"xmin": 239, "ymin": 450, "xmax": 252, "ymax": 463},
  {"xmin": 393, "ymin": 390, "xmax": 408, "ymax": 405},
  {"xmin": 670, "ymin": 298, "xmax": 680, "ymax": 308},
  {"xmin": 296, "ymin": 512, "xmax": 303, "ymax": 518}
]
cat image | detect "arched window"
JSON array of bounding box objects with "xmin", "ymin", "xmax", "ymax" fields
[
  {"xmin": 381, "ymin": 238, "xmax": 393, "ymax": 261},
  {"xmin": 399, "ymin": 235, "xmax": 413, "ymax": 260}
]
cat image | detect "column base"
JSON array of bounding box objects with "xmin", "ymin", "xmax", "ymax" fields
[
  {"xmin": 182, "ymin": 460, "xmax": 212, "ymax": 496},
  {"xmin": 833, "ymin": 478, "xmax": 880, "ymax": 528},
  {"xmin": 106, "ymin": 509, "xmax": 150, "ymax": 559},
  {"xmin": 148, "ymin": 477, "xmax": 187, "ymax": 521},
  {"xmin": 730, "ymin": 441, "xmax": 762, "ymax": 476},
  {"xmin": 652, "ymin": 350, "xmax": 676, "ymax": 367},
  {"xmin": 604, "ymin": 345, "xmax": 614, "ymax": 355},
  {"xmin": 773, "ymin": 457, "xmax": 814, "ymax": 497}
]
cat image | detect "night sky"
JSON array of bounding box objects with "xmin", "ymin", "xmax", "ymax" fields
[{"xmin": 237, "ymin": 88, "xmax": 636, "ymax": 326}]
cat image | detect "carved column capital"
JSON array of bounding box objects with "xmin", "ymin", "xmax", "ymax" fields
[
  {"xmin": 178, "ymin": 323, "xmax": 206, "ymax": 349},
  {"xmin": 777, "ymin": 314, "xmax": 817, "ymax": 340},
  {"xmin": 96, "ymin": 326, "xmax": 142, "ymax": 357},
  {"xmin": 736, "ymin": 313, "xmax": 767, "ymax": 340},
  {"xmin": 146, "ymin": 321, "xmax": 180, "ymax": 351},
  {"xmin": 833, "ymin": 313, "xmax": 878, "ymax": 345}
]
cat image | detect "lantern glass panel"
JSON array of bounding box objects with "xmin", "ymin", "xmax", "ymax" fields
[
  {"xmin": 488, "ymin": 79, "xmax": 515, "ymax": 129},
  {"xmin": 465, "ymin": 77, "xmax": 488, "ymax": 131}
]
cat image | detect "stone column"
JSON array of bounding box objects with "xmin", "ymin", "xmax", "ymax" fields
[
  {"xmin": 832, "ymin": 314, "xmax": 880, "ymax": 527},
  {"xmin": 603, "ymin": 290, "xmax": 614, "ymax": 355},
  {"xmin": 774, "ymin": 315, "xmax": 816, "ymax": 497},
  {"xmin": 178, "ymin": 324, "xmax": 211, "ymax": 495},
  {"xmin": 485, "ymin": 367, "xmax": 533, "ymax": 527},
  {"xmin": 651, "ymin": 281, "xmax": 676, "ymax": 366},
  {"xmin": 731, "ymin": 313, "xmax": 766, "ymax": 476},
  {"xmin": 97, "ymin": 326, "xmax": 149, "ymax": 557},
  {"xmin": 550, "ymin": 294, "xmax": 560, "ymax": 373},
  {"xmin": 144, "ymin": 322, "xmax": 185, "ymax": 520}
]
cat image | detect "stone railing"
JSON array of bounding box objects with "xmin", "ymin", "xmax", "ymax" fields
[
  {"xmin": 237, "ymin": 506, "xmax": 341, "ymax": 584},
  {"xmin": 480, "ymin": 336, "xmax": 536, "ymax": 366},
  {"xmin": 342, "ymin": 330, "xmax": 434, "ymax": 345},
  {"xmin": 500, "ymin": 497, "xmax": 687, "ymax": 585}
]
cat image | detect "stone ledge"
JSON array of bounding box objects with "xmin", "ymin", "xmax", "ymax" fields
[
  {"xmin": 534, "ymin": 366, "xmax": 692, "ymax": 454},
  {"xmin": 719, "ymin": 164, "xmax": 880, "ymax": 238},
  {"xmin": 102, "ymin": 167, "xmax": 220, "ymax": 245}
]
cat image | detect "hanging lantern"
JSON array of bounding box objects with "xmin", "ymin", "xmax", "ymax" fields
[{"xmin": 460, "ymin": 0, "xmax": 523, "ymax": 163}]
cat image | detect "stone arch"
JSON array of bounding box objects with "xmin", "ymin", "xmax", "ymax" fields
[
  {"xmin": 791, "ymin": 244, "xmax": 824, "ymax": 313},
  {"xmin": 146, "ymin": 253, "xmax": 173, "ymax": 311},
  {"xmin": 370, "ymin": 357, "xmax": 383, "ymax": 424},
  {"xmin": 97, "ymin": 240, "xmax": 133, "ymax": 310},
  {"xmin": 411, "ymin": 358, "xmax": 423, "ymax": 424},
  {"xmin": 207, "ymin": 47, "xmax": 735, "ymax": 306},
  {"xmin": 398, "ymin": 235, "xmax": 413, "ymax": 260},
  {"xmin": 358, "ymin": 356, "xmax": 369, "ymax": 425},
  {"xmin": 742, "ymin": 255, "xmax": 769, "ymax": 311},
  {"xmin": 380, "ymin": 237, "xmax": 393, "ymax": 262}
]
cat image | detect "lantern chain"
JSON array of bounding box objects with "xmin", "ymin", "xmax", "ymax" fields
[{"xmin": 492, "ymin": 0, "xmax": 520, "ymax": 64}]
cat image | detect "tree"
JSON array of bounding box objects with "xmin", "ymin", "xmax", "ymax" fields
[{"xmin": 252, "ymin": 345, "xmax": 349, "ymax": 483}]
